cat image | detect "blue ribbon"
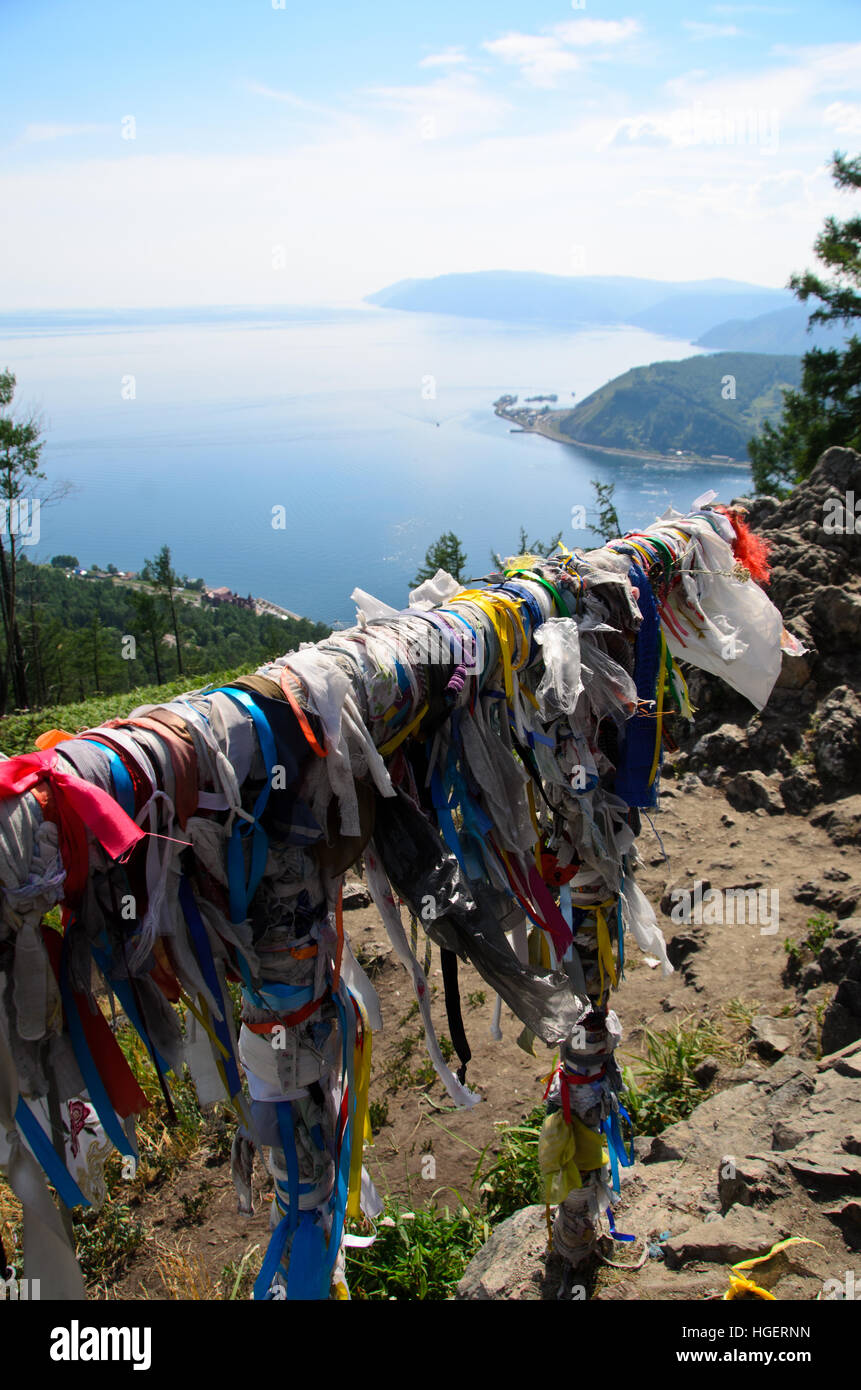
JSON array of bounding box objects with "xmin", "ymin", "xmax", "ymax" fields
[
  {"xmin": 14, "ymin": 1098, "xmax": 91, "ymax": 1210},
  {"xmin": 613, "ymin": 559, "xmax": 663, "ymax": 808},
  {"xmin": 80, "ymin": 741, "xmax": 136, "ymax": 817},
  {"xmin": 242, "ymin": 980, "xmax": 316, "ymax": 1014},
  {"xmin": 209, "ymin": 687, "xmax": 278, "ymax": 924},
  {"xmin": 606, "ymin": 1205, "xmax": 636, "ymax": 1243},
  {"xmin": 91, "ymin": 938, "xmax": 172, "ymax": 1078},
  {"xmin": 178, "ymin": 876, "xmax": 241, "ymax": 1097},
  {"xmin": 59, "ymin": 930, "xmax": 137, "ymax": 1160},
  {"xmin": 602, "ymin": 1104, "xmax": 635, "ymax": 1194},
  {"xmin": 286, "ymin": 1211, "xmax": 328, "ymax": 1300}
]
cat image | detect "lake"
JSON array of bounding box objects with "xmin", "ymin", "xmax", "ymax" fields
[{"xmin": 2, "ymin": 307, "xmax": 752, "ymax": 624}]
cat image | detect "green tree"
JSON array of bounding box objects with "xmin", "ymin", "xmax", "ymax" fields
[
  {"xmin": 586, "ymin": 479, "xmax": 622, "ymax": 541},
  {"xmin": 50, "ymin": 554, "xmax": 79, "ymax": 569},
  {"xmin": 129, "ymin": 589, "xmax": 165, "ymax": 684},
  {"xmin": 0, "ymin": 370, "xmax": 46, "ymax": 710},
  {"xmin": 145, "ymin": 544, "xmax": 184, "ymax": 675},
  {"xmin": 749, "ymin": 151, "xmax": 861, "ymax": 493},
  {"xmin": 490, "ymin": 525, "xmax": 562, "ymax": 569},
  {"xmin": 412, "ymin": 532, "xmax": 467, "ymax": 587}
]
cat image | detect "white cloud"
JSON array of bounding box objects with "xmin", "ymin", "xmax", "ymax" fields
[
  {"xmin": 484, "ymin": 17, "xmax": 640, "ymax": 87},
  {"xmin": 22, "ymin": 122, "xmax": 111, "ymax": 142},
  {"xmin": 553, "ymin": 19, "xmax": 641, "ymax": 46},
  {"xmin": 483, "ymin": 34, "xmax": 580, "ymax": 88},
  {"xmin": 598, "ymin": 44, "xmax": 861, "ymax": 170},
  {"xmin": 363, "ymin": 72, "xmax": 510, "ymax": 137},
  {"xmin": 420, "ymin": 48, "xmax": 468, "ymax": 69},
  {"xmin": 823, "ymin": 100, "xmax": 861, "ymax": 136},
  {"xmin": 664, "ymin": 41, "xmax": 861, "ymax": 128},
  {"xmin": 609, "ymin": 117, "xmax": 673, "ymax": 148},
  {"xmin": 683, "ymin": 22, "xmax": 743, "ymax": 39}
]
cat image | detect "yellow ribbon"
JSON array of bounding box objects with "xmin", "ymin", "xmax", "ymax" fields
[
  {"xmin": 346, "ymin": 997, "xmax": 373, "ymax": 1221},
  {"xmin": 647, "ymin": 632, "xmax": 667, "ymax": 788},
  {"xmin": 594, "ymin": 901, "xmax": 618, "ymax": 998},
  {"xmin": 451, "ymin": 590, "xmax": 528, "ymax": 702},
  {"xmin": 722, "ymin": 1237, "xmax": 824, "ymax": 1300},
  {"xmin": 378, "ymin": 701, "xmax": 429, "ymax": 757}
]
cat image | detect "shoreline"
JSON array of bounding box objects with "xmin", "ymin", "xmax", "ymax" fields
[{"xmin": 495, "ymin": 408, "xmax": 750, "ymax": 469}]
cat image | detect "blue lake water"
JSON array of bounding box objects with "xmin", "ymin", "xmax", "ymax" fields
[{"xmin": 2, "ymin": 307, "xmax": 752, "ymax": 624}]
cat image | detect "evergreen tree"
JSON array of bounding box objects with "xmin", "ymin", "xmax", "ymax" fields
[
  {"xmin": 412, "ymin": 532, "xmax": 467, "ymax": 587},
  {"xmin": 129, "ymin": 588, "xmax": 165, "ymax": 685},
  {"xmin": 749, "ymin": 151, "xmax": 861, "ymax": 493},
  {"xmin": 490, "ymin": 525, "xmax": 562, "ymax": 569},
  {"xmin": 586, "ymin": 480, "xmax": 622, "ymax": 541},
  {"xmin": 146, "ymin": 544, "xmax": 184, "ymax": 676},
  {"xmin": 0, "ymin": 370, "xmax": 45, "ymax": 710}
]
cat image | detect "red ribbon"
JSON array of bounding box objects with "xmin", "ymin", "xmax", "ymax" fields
[{"xmin": 0, "ymin": 750, "xmax": 145, "ymax": 902}]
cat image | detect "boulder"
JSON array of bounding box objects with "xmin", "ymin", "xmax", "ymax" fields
[
  {"xmin": 718, "ymin": 1154, "xmax": 790, "ymax": 1209},
  {"xmin": 824, "ymin": 1200, "xmax": 861, "ymax": 1251},
  {"xmin": 455, "ymin": 1205, "xmax": 560, "ymax": 1301},
  {"xmin": 812, "ymin": 795, "xmax": 861, "ymax": 846},
  {"xmin": 779, "ymin": 767, "xmax": 821, "ymax": 814},
  {"xmin": 690, "ymin": 725, "xmax": 748, "ymax": 775},
  {"xmin": 663, "ymin": 1207, "xmax": 785, "ymax": 1270},
  {"xmin": 750, "ymin": 1015, "xmax": 793, "ymax": 1060},
  {"xmin": 694, "ymin": 1056, "xmax": 720, "ymax": 1088},
  {"xmin": 725, "ymin": 769, "xmax": 784, "ymax": 814},
  {"xmin": 813, "ymin": 686, "xmax": 861, "ymax": 786},
  {"xmin": 811, "ymin": 588, "xmax": 861, "ymax": 646},
  {"xmin": 819, "ymin": 920, "xmax": 861, "ymax": 1054}
]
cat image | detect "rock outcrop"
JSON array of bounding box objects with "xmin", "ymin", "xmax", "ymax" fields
[
  {"xmin": 457, "ymin": 1041, "xmax": 861, "ymax": 1299},
  {"xmin": 680, "ymin": 447, "xmax": 861, "ymax": 842}
]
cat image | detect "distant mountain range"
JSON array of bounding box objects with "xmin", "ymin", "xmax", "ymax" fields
[
  {"xmin": 367, "ymin": 271, "xmax": 798, "ymax": 341},
  {"xmin": 367, "ymin": 270, "xmax": 859, "ymax": 356},
  {"xmin": 695, "ymin": 303, "xmax": 853, "ymax": 355},
  {"xmin": 510, "ymin": 351, "xmax": 803, "ymax": 462}
]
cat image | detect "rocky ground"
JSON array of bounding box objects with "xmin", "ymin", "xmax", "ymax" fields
[{"xmin": 106, "ymin": 447, "xmax": 861, "ymax": 1301}]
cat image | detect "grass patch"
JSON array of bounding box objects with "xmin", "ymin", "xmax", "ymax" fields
[
  {"xmin": 368, "ymin": 1099, "xmax": 389, "ymax": 1133},
  {"xmin": 473, "ymin": 1106, "xmax": 544, "ymax": 1224},
  {"xmin": 622, "ymin": 1017, "xmax": 741, "ymax": 1136},
  {"xmin": 177, "ymin": 1184, "xmax": 213, "ymax": 1228},
  {"xmin": 346, "ymin": 1105, "xmax": 545, "ymax": 1299},
  {"xmin": 785, "ymin": 911, "xmax": 835, "ymax": 969},
  {"xmin": 0, "ymin": 664, "xmax": 260, "ymax": 758},
  {"xmin": 346, "ymin": 1203, "xmax": 488, "ymax": 1300},
  {"xmin": 723, "ymin": 997, "xmax": 761, "ymax": 1031},
  {"xmin": 74, "ymin": 1197, "xmax": 146, "ymax": 1284}
]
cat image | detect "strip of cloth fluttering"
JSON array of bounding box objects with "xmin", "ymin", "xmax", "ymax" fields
[{"xmin": 0, "ymin": 503, "xmax": 786, "ymax": 1299}]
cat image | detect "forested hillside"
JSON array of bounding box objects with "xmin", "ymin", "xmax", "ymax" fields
[
  {"xmin": 547, "ymin": 352, "xmax": 802, "ymax": 459},
  {"xmin": 1, "ymin": 559, "xmax": 329, "ymax": 714}
]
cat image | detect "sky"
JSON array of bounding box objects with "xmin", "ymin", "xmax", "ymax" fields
[{"xmin": 1, "ymin": 0, "xmax": 859, "ymax": 309}]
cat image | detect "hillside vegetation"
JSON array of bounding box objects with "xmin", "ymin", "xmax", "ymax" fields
[
  {"xmin": 0, "ymin": 558, "xmax": 330, "ymax": 716},
  {"xmin": 545, "ymin": 351, "xmax": 802, "ymax": 460},
  {"xmin": 0, "ymin": 664, "xmax": 260, "ymax": 757}
]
